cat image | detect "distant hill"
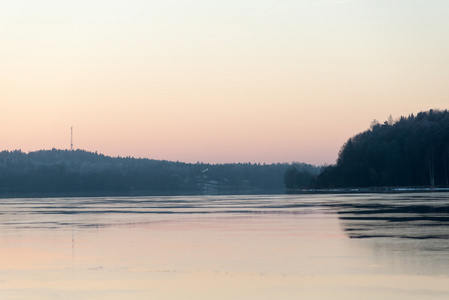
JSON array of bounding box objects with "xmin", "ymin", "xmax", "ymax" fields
[
  {"xmin": 0, "ymin": 149, "xmax": 320, "ymax": 197},
  {"xmin": 316, "ymin": 109, "xmax": 449, "ymax": 188}
]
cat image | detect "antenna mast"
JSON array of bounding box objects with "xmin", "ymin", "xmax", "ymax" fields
[{"xmin": 71, "ymin": 126, "xmax": 73, "ymax": 151}]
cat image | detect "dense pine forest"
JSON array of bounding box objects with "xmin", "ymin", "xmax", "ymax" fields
[
  {"xmin": 316, "ymin": 109, "xmax": 449, "ymax": 188},
  {"xmin": 0, "ymin": 149, "xmax": 319, "ymax": 197}
]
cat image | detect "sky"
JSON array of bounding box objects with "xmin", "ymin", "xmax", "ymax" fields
[{"xmin": 1, "ymin": 0, "xmax": 448, "ymax": 165}]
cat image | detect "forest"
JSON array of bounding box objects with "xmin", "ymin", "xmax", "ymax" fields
[
  {"xmin": 0, "ymin": 149, "xmax": 320, "ymax": 197},
  {"xmin": 315, "ymin": 109, "xmax": 449, "ymax": 188},
  {"xmin": 4, "ymin": 109, "xmax": 447, "ymax": 196}
]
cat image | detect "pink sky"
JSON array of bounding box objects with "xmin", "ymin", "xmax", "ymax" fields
[{"xmin": 1, "ymin": 0, "xmax": 448, "ymax": 165}]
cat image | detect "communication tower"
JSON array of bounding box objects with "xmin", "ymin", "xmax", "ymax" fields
[{"xmin": 71, "ymin": 126, "xmax": 73, "ymax": 151}]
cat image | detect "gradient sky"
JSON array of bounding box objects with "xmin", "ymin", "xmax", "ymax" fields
[{"xmin": 1, "ymin": 0, "xmax": 448, "ymax": 165}]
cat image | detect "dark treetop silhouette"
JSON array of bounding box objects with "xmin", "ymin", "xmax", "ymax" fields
[{"xmin": 315, "ymin": 109, "xmax": 449, "ymax": 188}]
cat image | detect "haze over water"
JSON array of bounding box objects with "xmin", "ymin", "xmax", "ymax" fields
[{"xmin": 1, "ymin": 193, "xmax": 448, "ymax": 299}]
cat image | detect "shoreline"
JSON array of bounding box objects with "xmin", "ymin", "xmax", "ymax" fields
[
  {"xmin": 0, "ymin": 189, "xmax": 285, "ymax": 199},
  {"xmin": 287, "ymin": 187, "xmax": 449, "ymax": 194},
  {"xmin": 1, "ymin": 187, "xmax": 449, "ymax": 199}
]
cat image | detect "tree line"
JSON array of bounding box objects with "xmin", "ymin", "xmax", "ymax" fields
[
  {"xmin": 7, "ymin": 109, "xmax": 444, "ymax": 195},
  {"xmin": 315, "ymin": 109, "xmax": 449, "ymax": 188},
  {"xmin": 0, "ymin": 149, "xmax": 320, "ymax": 197}
]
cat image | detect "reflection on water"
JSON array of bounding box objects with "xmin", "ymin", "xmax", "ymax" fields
[
  {"xmin": 0, "ymin": 194, "xmax": 448, "ymax": 299},
  {"xmin": 337, "ymin": 194, "xmax": 449, "ymax": 239},
  {"xmin": 335, "ymin": 193, "xmax": 449, "ymax": 277}
]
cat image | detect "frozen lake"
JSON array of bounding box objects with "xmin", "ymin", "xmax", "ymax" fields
[{"xmin": 1, "ymin": 193, "xmax": 449, "ymax": 299}]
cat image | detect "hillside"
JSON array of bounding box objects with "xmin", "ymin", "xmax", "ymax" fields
[
  {"xmin": 317, "ymin": 109, "xmax": 449, "ymax": 188},
  {"xmin": 0, "ymin": 149, "xmax": 320, "ymax": 197}
]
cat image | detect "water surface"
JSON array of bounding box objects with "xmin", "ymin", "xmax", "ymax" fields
[{"xmin": 1, "ymin": 193, "xmax": 448, "ymax": 299}]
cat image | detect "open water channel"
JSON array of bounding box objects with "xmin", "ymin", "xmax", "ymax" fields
[{"xmin": 1, "ymin": 193, "xmax": 448, "ymax": 299}]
